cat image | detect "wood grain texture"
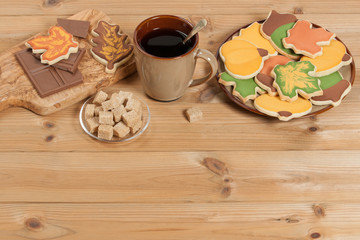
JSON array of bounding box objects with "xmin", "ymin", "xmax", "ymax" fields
[
  {"xmin": 0, "ymin": 202, "xmax": 360, "ymax": 240},
  {"xmin": 0, "ymin": 151, "xmax": 360, "ymax": 203},
  {"xmin": 0, "ymin": 0, "xmax": 360, "ymax": 239},
  {"xmin": 0, "ymin": 9, "xmax": 136, "ymax": 115}
]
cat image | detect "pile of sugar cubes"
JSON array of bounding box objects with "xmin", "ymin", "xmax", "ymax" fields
[{"xmin": 84, "ymin": 90, "xmax": 143, "ymax": 140}]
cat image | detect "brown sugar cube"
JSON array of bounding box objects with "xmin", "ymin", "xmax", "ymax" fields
[
  {"xmin": 185, "ymin": 107, "xmax": 203, "ymax": 123},
  {"xmin": 113, "ymin": 121, "xmax": 130, "ymax": 138},
  {"xmin": 98, "ymin": 125, "xmax": 113, "ymax": 140},
  {"xmin": 94, "ymin": 106, "xmax": 103, "ymax": 116},
  {"xmin": 130, "ymin": 119, "xmax": 142, "ymax": 134},
  {"xmin": 112, "ymin": 105, "xmax": 126, "ymax": 122},
  {"xmin": 101, "ymin": 99, "xmax": 113, "ymax": 111},
  {"xmin": 122, "ymin": 110, "xmax": 141, "ymax": 128},
  {"xmin": 125, "ymin": 98, "xmax": 142, "ymax": 113},
  {"xmin": 110, "ymin": 95, "xmax": 122, "ymax": 109},
  {"xmin": 86, "ymin": 117, "xmax": 99, "ymax": 133},
  {"xmin": 93, "ymin": 90, "xmax": 108, "ymax": 104},
  {"xmin": 110, "ymin": 93, "xmax": 119, "ymax": 100},
  {"xmin": 84, "ymin": 104, "xmax": 96, "ymax": 119},
  {"xmin": 99, "ymin": 111, "xmax": 115, "ymax": 126},
  {"xmin": 118, "ymin": 91, "xmax": 133, "ymax": 105}
]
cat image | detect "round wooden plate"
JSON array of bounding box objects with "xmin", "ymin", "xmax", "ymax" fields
[{"xmin": 216, "ymin": 20, "xmax": 356, "ymax": 119}]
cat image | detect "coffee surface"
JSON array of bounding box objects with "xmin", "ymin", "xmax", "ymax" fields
[{"xmin": 140, "ymin": 28, "xmax": 194, "ymax": 57}]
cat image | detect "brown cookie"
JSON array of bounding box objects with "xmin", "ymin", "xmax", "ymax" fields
[{"xmin": 90, "ymin": 21, "xmax": 134, "ymax": 74}]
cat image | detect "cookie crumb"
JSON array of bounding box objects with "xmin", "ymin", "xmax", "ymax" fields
[{"xmin": 185, "ymin": 107, "xmax": 203, "ymax": 123}]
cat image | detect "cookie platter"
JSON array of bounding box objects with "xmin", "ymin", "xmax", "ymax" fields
[{"xmin": 216, "ymin": 11, "xmax": 355, "ymax": 121}]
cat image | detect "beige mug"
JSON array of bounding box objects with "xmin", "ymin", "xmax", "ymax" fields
[{"xmin": 133, "ymin": 15, "xmax": 218, "ymax": 101}]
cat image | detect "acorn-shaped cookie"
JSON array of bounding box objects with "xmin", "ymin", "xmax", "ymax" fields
[
  {"xmin": 220, "ymin": 39, "xmax": 269, "ymax": 79},
  {"xmin": 260, "ymin": 10, "xmax": 300, "ymax": 60}
]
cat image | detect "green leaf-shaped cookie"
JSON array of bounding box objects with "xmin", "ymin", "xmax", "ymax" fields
[
  {"xmin": 272, "ymin": 61, "xmax": 323, "ymax": 102},
  {"xmin": 219, "ymin": 72, "xmax": 265, "ymax": 103}
]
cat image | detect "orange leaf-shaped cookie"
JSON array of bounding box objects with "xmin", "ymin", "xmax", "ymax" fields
[
  {"xmin": 25, "ymin": 26, "xmax": 79, "ymax": 65},
  {"xmin": 283, "ymin": 20, "xmax": 335, "ymax": 58},
  {"xmin": 90, "ymin": 21, "xmax": 134, "ymax": 74}
]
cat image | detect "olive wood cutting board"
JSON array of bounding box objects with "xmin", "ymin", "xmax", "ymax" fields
[{"xmin": 0, "ymin": 9, "xmax": 136, "ymax": 115}]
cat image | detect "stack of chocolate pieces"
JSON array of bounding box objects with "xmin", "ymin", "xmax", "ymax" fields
[{"xmin": 15, "ymin": 19, "xmax": 90, "ymax": 98}]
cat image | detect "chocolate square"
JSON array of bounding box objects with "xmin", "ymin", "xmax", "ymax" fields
[
  {"xmin": 57, "ymin": 18, "xmax": 90, "ymax": 38},
  {"xmin": 15, "ymin": 49, "xmax": 83, "ymax": 98},
  {"xmin": 32, "ymin": 48, "xmax": 85, "ymax": 73}
]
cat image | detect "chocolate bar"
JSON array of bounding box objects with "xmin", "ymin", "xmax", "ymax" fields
[
  {"xmin": 33, "ymin": 48, "xmax": 85, "ymax": 73},
  {"xmin": 15, "ymin": 49, "xmax": 83, "ymax": 98},
  {"xmin": 57, "ymin": 18, "xmax": 90, "ymax": 38}
]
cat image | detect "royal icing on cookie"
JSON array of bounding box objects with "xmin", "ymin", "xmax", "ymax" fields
[
  {"xmin": 272, "ymin": 61, "xmax": 323, "ymax": 102},
  {"xmin": 255, "ymin": 55, "xmax": 292, "ymax": 96},
  {"xmin": 233, "ymin": 22, "xmax": 277, "ymax": 56},
  {"xmin": 254, "ymin": 94, "xmax": 312, "ymax": 121},
  {"xmin": 25, "ymin": 26, "xmax": 79, "ymax": 65},
  {"xmin": 90, "ymin": 21, "xmax": 134, "ymax": 74},
  {"xmin": 301, "ymin": 39, "xmax": 352, "ymax": 77},
  {"xmin": 310, "ymin": 71, "xmax": 351, "ymax": 107},
  {"xmin": 283, "ymin": 20, "xmax": 336, "ymax": 58},
  {"xmin": 220, "ymin": 39, "xmax": 269, "ymax": 79},
  {"xmin": 260, "ymin": 10, "xmax": 300, "ymax": 60},
  {"xmin": 219, "ymin": 72, "xmax": 265, "ymax": 103}
]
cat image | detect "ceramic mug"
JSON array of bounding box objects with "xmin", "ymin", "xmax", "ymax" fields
[{"xmin": 133, "ymin": 15, "xmax": 218, "ymax": 101}]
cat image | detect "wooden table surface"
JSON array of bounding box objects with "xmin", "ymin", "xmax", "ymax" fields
[{"xmin": 0, "ymin": 0, "xmax": 360, "ymax": 239}]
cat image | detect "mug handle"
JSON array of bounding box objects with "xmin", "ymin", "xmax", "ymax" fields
[{"xmin": 189, "ymin": 48, "xmax": 218, "ymax": 87}]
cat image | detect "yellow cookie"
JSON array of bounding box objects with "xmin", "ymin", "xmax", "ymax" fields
[
  {"xmin": 220, "ymin": 39, "xmax": 270, "ymax": 79},
  {"xmin": 301, "ymin": 40, "xmax": 352, "ymax": 77},
  {"xmin": 233, "ymin": 22, "xmax": 277, "ymax": 57},
  {"xmin": 254, "ymin": 94, "xmax": 312, "ymax": 121}
]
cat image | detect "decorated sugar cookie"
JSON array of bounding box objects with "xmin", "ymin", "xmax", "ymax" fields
[
  {"xmin": 310, "ymin": 71, "xmax": 352, "ymax": 107},
  {"xmin": 254, "ymin": 94, "xmax": 312, "ymax": 121},
  {"xmin": 272, "ymin": 61, "xmax": 323, "ymax": 102},
  {"xmin": 255, "ymin": 55, "xmax": 292, "ymax": 96},
  {"xmin": 220, "ymin": 39, "xmax": 269, "ymax": 79},
  {"xmin": 25, "ymin": 26, "xmax": 79, "ymax": 65},
  {"xmin": 233, "ymin": 22, "xmax": 277, "ymax": 56},
  {"xmin": 219, "ymin": 72, "xmax": 265, "ymax": 103},
  {"xmin": 301, "ymin": 40, "xmax": 352, "ymax": 77},
  {"xmin": 91, "ymin": 21, "xmax": 134, "ymax": 74},
  {"xmin": 260, "ymin": 10, "xmax": 300, "ymax": 60},
  {"xmin": 283, "ymin": 20, "xmax": 336, "ymax": 58}
]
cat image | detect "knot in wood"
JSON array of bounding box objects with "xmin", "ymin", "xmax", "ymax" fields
[
  {"xmin": 43, "ymin": 0, "xmax": 62, "ymax": 8},
  {"xmin": 25, "ymin": 217, "xmax": 43, "ymax": 231},
  {"xmin": 310, "ymin": 115, "xmax": 317, "ymax": 121},
  {"xmin": 310, "ymin": 232, "xmax": 321, "ymax": 239},
  {"xmin": 313, "ymin": 204, "xmax": 326, "ymax": 217},
  {"xmin": 44, "ymin": 121, "xmax": 55, "ymax": 128},
  {"xmin": 294, "ymin": 7, "xmax": 304, "ymax": 14},
  {"xmin": 202, "ymin": 157, "xmax": 229, "ymax": 176},
  {"xmin": 45, "ymin": 135, "xmax": 55, "ymax": 142},
  {"xmin": 308, "ymin": 126, "xmax": 318, "ymax": 132}
]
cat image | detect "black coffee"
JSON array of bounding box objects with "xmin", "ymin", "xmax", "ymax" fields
[{"xmin": 140, "ymin": 28, "xmax": 194, "ymax": 58}]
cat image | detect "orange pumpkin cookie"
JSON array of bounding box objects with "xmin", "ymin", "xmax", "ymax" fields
[
  {"xmin": 25, "ymin": 26, "xmax": 79, "ymax": 65},
  {"xmin": 233, "ymin": 22, "xmax": 277, "ymax": 56},
  {"xmin": 283, "ymin": 20, "xmax": 336, "ymax": 58},
  {"xmin": 255, "ymin": 55, "xmax": 292, "ymax": 96},
  {"xmin": 90, "ymin": 21, "xmax": 134, "ymax": 74},
  {"xmin": 254, "ymin": 94, "xmax": 312, "ymax": 121},
  {"xmin": 301, "ymin": 40, "xmax": 352, "ymax": 77},
  {"xmin": 220, "ymin": 39, "xmax": 269, "ymax": 79}
]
